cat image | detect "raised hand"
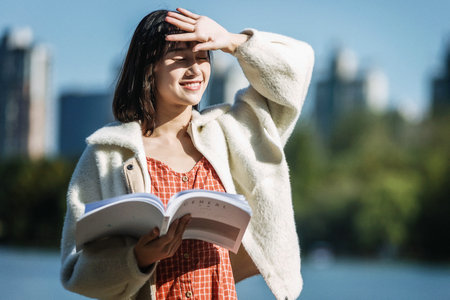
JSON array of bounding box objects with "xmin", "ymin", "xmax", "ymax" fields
[{"xmin": 165, "ymin": 8, "xmax": 248, "ymax": 54}]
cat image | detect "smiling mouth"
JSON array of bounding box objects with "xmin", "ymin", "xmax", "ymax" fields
[{"xmin": 180, "ymin": 81, "xmax": 202, "ymax": 91}]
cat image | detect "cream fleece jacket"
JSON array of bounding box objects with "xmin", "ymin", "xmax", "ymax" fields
[{"xmin": 60, "ymin": 29, "xmax": 314, "ymax": 300}]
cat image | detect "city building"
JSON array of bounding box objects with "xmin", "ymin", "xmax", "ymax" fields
[
  {"xmin": 431, "ymin": 42, "xmax": 450, "ymax": 116},
  {"xmin": 314, "ymin": 48, "xmax": 389, "ymax": 141},
  {"xmin": 205, "ymin": 52, "xmax": 248, "ymax": 107},
  {"xmin": 59, "ymin": 91, "xmax": 114, "ymax": 157},
  {"xmin": 0, "ymin": 27, "xmax": 51, "ymax": 159}
]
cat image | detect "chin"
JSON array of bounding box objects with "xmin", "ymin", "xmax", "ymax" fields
[
  {"xmin": 188, "ymin": 99, "xmax": 203, "ymax": 107},
  {"xmin": 181, "ymin": 93, "xmax": 205, "ymax": 106}
]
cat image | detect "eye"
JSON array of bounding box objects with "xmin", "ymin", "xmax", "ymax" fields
[
  {"xmin": 172, "ymin": 56, "xmax": 186, "ymax": 61},
  {"xmin": 196, "ymin": 53, "xmax": 209, "ymax": 61}
]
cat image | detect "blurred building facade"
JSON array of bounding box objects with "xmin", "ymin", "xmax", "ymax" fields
[
  {"xmin": 314, "ymin": 48, "xmax": 389, "ymax": 141},
  {"xmin": 59, "ymin": 91, "xmax": 114, "ymax": 157},
  {"xmin": 431, "ymin": 42, "xmax": 450, "ymax": 116},
  {"xmin": 205, "ymin": 52, "xmax": 248, "ymax": 107},
  {"xmin": 0, "ymin": 28, "xmax": 51, "ymax": 159}
]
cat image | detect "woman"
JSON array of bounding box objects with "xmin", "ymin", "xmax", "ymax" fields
[{"xmin": 61, "ymin": 7, "xmax": 314, "ymax": 300}]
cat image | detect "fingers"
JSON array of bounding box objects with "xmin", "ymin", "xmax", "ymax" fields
[
  {"xmin": 165, "ymin": 31, "xmax": 214, "ymax": 52},
  {"xmin": 165, "ymin": 215, "xmax": 190, "ymax": 255},
  {"xmin": 167, "ymin": 11, "xmax": 196, "ymax": 25},
  {"xmin": 176, "ymin": 214, "xmax": 191, "ymax": 236},
  {"xmin": 193, "ymin": 41, "xmax": 216, "ymax": 52},
  {"xmin": 134, "ymin": 215, "xmax": 191, "ymax": 265},
  {"xmin": 165, "ymin": 16, "xmax": 195, "ymax": 32},
  {"xmin": 135, "ymin": 227, "xmax": 161, "ymax": 267},
  {"xmin": 165, "ymin": 8, "xmax": 199, "ymax": 33},
  {"xmin": 176, "ymin": 7, "xmax": 200, "ymax": 20},
  {"xmin": 165, "ymin": 9, "xmax": 233, "ymax": 53},
  {"xmin": 159, "ymin": 215, "xmax": 190, "ymax": 243},
  {"xmin": 169, "ymin": 215, "xmax": 191, "ymax": 239},
  {"xmin": 137, "ymin": 227, "xmax": 159, "ymax": 246},
  {"xmin": 156, "ymin": 215, "xmax": 190, "ymax": 257},
  {"xmin": 165, "ymin": 9, "xmax": 214, "ymax": 48},
  {"xmin": 165, "ymin": 235, "xmax": 183, "ymax": 257},
  {"xmin": 166, "ymin": 32, "xmax": 198, "ymax": 42}
]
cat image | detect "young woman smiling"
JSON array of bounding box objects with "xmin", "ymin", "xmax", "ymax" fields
[{"xmin": 61, "ymin": 7, "xmax": 314, "ymax": 300}]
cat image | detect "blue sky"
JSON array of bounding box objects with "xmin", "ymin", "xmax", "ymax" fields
[{"xmin": 1, "ymin": 0, "xmax": 449, "ymax": 119}]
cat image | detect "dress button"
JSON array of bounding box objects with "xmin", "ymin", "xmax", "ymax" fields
[
  {"xmin": 126, "ymin": 164, "xmax": 133, "ymax": 170},
  {"xmin": 184, "ymin": 253, "xmax": 189, "ymax": 259},
  {"xmin": 185, "ymin": 291, "xmax": 193, "ymax": 298},
  {"xmin": 182, "ymin": 175, "xmax": 189, "ymax": 182}
]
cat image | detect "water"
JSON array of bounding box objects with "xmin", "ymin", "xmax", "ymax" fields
[{"xmin": 1, "ymin": 247, "xmax": 449, "ymax": 299}]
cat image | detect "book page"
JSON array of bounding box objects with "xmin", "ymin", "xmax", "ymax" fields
[
  {"xmin": 166, "ymin": 191, "xmax": 251, "ymax": 253},
  {"xmin": 84, "ymin": 193, "xmax": 163, "ymax": 213},
  {"xmin": 76, "ymin": 196, "xmax": 165, "ymax": 251}
]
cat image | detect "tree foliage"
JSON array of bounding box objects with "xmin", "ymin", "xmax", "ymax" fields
[
  {"xmin": 287, "ymin": 110, "xmax": 450, "ymax": 260},
  {"xmin": 0, "ymin": 158, "xmax": 75, "ymax": 247}
]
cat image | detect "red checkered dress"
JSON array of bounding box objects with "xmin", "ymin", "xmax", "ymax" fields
[{"xmin": 147, "ymin": 156, "xmax": 237, "ymax": 300}]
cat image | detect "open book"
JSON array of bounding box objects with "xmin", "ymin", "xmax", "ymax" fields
[{"xmin": 75, "ymin": 190, "xmax": 252, "ymax": 253}]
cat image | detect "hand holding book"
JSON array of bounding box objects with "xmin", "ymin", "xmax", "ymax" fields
[{"xmin": 134, "ymin": 214, "xmax": 191, "ymax": 269}]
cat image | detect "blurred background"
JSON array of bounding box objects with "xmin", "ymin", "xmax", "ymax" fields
[{"xmin": 0, "ymin": 0, "xmax": 449, "ymax": 299}]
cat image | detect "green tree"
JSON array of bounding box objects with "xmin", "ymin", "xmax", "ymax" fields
[
  {"xmin": 287, "ymin": 110, "xmax": 448, "ymax": 259},
  {"xmin": 0, "ymin": 158, "xmax": 75, "ymax": 247}
]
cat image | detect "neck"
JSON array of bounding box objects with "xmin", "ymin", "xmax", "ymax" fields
[{"xmin": 151, "ymin": 104, "xmax": 193, "ymax": 138}]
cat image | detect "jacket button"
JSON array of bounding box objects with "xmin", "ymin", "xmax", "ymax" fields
[
  {"xmin": 185, "ymin": 291, "xmax": 192, "ymax": 298},
  {"xmin": 127, "ymin": 164, "xmax": 133, "ymax": 170},
  {"xmin": 182, "ymin": 175, "xmax": 189, "ymax": 182}
]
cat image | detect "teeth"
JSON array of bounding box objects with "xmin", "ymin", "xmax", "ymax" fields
[{"xmin": 182, "ymin": 82, "xmax": 201, "ymax": 87}]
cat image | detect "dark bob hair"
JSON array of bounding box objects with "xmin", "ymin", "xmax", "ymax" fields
[{"xmin": 112, "ymin": 10, "xmax": 184, "ymax": 136}]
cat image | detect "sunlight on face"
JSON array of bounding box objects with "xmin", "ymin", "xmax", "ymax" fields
[{"xmin": 153, "ymin": 42, "xmax": 211, "ymax": 109}]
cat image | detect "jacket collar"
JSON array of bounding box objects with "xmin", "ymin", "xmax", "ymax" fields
[
  {"xmin": 85, "ymin": 104, "xmax": 230, "ymax": 153},
  {"xmin": 86, "ymin": 121, "xmax": 144, "ymax": 154},
  {"xmin": 190, "ymin": 103, "xmax": 230, "ymax": 127}
]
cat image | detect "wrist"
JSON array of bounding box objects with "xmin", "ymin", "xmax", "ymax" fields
[
  {"xmin": 224, "ymin": 33, "xmax": 249, "ymax": 54},
  {"xmin": 134, "ymin": 246, "xmax": 156, "ymax": 271}
]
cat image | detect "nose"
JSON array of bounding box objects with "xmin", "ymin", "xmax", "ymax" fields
[{"xmin": 186, "ymin": 61, "xmax": 201, "ymax": 76}]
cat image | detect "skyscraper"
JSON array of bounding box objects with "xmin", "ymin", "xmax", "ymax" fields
[
  {"xmin": 206, "ymin": 52, "xmax": 248, "ymax": 107},
  {"xmin": 314, "ymin": 48, "xmax": 389, "ymax": 141},
  {"xmin": 0, "ymin": 27, "xmax": 51, "ymax": 159},
  {"xmin": 59, "ymin": 91, "xmax": 114, "ymax": 157},
  {"xmin": 431, "ymin": 42, "xmax": 450, "ymax": 116}
]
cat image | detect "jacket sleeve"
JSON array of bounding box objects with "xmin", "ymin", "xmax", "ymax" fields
[
  {"xmin": 60, "ymin": 145, "xmax": 154, "ymax": 299},
  {"xmin": 209, "ymin": 30, "xmax": 313, "ymax": 300},
  {"xmin": 231, "ymin": 29, "xmax": 314, "ymax": 147}
]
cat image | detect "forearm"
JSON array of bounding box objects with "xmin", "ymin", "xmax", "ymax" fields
[
  {"xmin": 234, "ymin": 29, "xmax": 314, "ymax": 107},
  {"xmin": 61, "ymin": 194, "xmax": 152, "ymax": 298},
  {"xmin": 222, "ymin": 33, "xmax": 249, "ymax": 54},
  {"xmin": 232, "ymin": 29, "xmax": 315, "ymax": 144},
  {"xmin": 61, "ymin": 236, "xmax": 153, "ymax": 298},
  {"xmin": 60, "ymin": 205, "xmax": 153, "ymax": 299}
]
